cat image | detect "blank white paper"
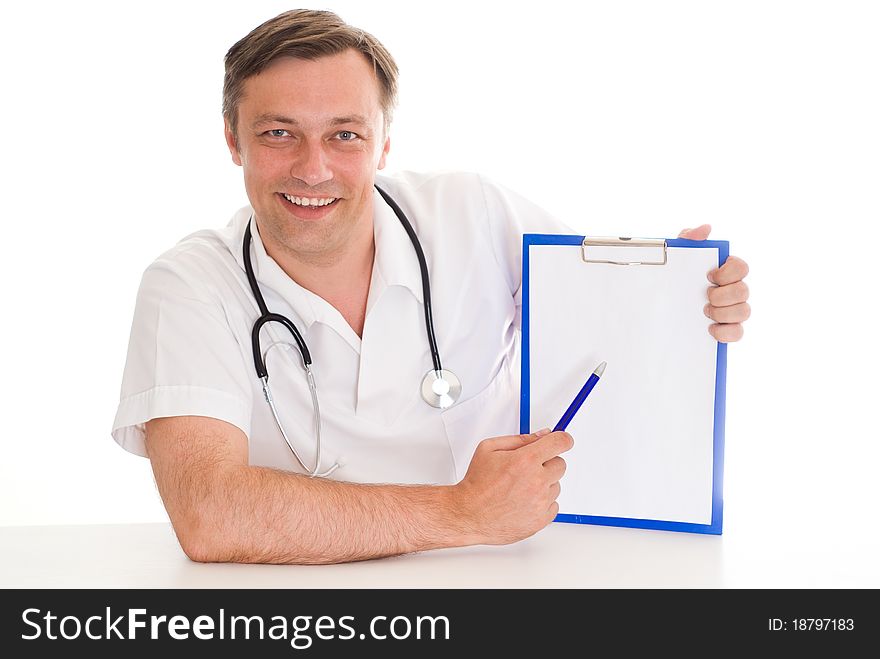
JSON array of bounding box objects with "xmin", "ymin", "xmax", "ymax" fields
[{"xmin": 527, "ymin": 243, "xmax": 719, "ymax": 525}]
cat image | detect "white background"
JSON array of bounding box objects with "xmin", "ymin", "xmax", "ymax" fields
[{"xmin": 1, "ymin": 1, "xmax": 877, "ymax": 580}]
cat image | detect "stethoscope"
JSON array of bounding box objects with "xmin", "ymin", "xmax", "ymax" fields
[{"xmin": 242, "ymin": 184, "xmax": 462, "ymax": 477}]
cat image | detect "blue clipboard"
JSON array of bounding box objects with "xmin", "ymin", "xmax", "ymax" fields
[{"xmin": 520, "ymin": 234, "xmax": 729, "ymax": 535}]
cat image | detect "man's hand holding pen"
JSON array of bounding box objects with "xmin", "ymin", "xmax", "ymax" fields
[{"xmin": 452, "ymin": 429, "xmax": 574, "ymax": 545}]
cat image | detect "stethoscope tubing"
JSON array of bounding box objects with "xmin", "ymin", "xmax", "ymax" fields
[
  {"xmin": 241, "ymin": 184, "xmax": 458, "ymax": 476},
  {"xmin": 373, "ymin": 185, "xmax": 443, "ymax": 374},
  {"xmin": 243, "ymin": 184, "xmax": 442, "ymax": 379}
]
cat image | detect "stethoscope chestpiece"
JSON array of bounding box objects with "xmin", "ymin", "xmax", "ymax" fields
[{"xmin": 420, "ymin": 369, "xmax": 461, "ymax": 409}]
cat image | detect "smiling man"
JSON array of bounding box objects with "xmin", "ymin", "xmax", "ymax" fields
[{"xmin": 112, "ymin": 9, "xmax": 750, "ymax": 564}]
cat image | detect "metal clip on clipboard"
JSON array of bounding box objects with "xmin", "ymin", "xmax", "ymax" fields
[{"xmin": 582, "ymin": 237, "xmax": 668, "ymax": 266}]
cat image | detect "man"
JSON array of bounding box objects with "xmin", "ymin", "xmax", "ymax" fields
[{"xmin": 112, "ymin": 10, "xmax": 750, "ymax": 564}]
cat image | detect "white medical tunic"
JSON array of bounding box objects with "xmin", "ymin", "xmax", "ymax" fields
[{"xmin": 112, "ymin": 171, "xmax": 570, "ymax": 485}]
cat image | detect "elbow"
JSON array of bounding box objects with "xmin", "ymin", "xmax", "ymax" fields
[
  {"xmin": 174, "ymin": 522, "xmax": 221, "ymax": 564},
  {"xmin": 177, "ymin": 531, "xmax": 220, "ymax": 564},
  {"xmin": 170, "ymin": 511, "xmax": 239, "ymax": 564}
]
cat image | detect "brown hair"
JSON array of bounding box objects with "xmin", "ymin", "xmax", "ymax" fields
[{"xmin": 222, "ymin": 9, "xmax": 399, "ymax": 138}]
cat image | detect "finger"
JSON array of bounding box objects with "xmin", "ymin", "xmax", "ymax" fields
[
  {"xmin": 528, "ymin": 431, "xmax": 574, "ymax": 463},
  {"xmin": 709, "ymin": 323, "xmax": 744, "ymax": 343},
  {"xmin": 704, "ymin": 302, "xmax": 751, "ymax": 324},
  {"xmin": 708, "ymin": 255, "xmax": 749, "ymax": 286},
  {"xmin": 542, "ymin": 455, "xmax": 567, "ymax": 482},
  {"xmin": 707, "ymin": 280, "xmax": 749, "ymax": 307},
  {"xmin": 548, "ymin": 482, "xmax": 561, "ymax": 501},
  {"xmin": 678, "ymin": 224, "xmax": 712, "ymax": 241},
  {"xmin": 545, "ymin": 501, "xmax": 560, "ymax": 523}
]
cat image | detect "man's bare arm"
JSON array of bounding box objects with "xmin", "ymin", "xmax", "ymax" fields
[{"xmin": 145, "ymin": 416, "xmax": 572, "ymax": 565}]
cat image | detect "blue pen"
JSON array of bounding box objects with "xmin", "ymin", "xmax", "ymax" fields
[{"xmin": 553, "ymin": 361, "xmax": 606, "ymax": 432}]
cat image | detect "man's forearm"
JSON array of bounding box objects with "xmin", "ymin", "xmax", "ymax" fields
[{"xmin": 178, "ymin": 464, "xmax": 477, "ymax": 564}]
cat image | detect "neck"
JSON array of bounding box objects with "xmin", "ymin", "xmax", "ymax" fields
[{"xmin": 257, "ymin": 217, "xmax": 376, "ymax": 337}]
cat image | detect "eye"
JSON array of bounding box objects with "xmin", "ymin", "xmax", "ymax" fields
[
  {"xmin": 337, "ymin": 130, "xmax": 359, "ymax": 141},
  {"xmin": 267, "ymin": 129, "xmax": 289, "ymax": 138}
]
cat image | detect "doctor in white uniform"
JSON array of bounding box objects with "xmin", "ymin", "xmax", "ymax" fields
[{"xmin": 112, "ymin": 10, "xmax": 751, "ymax": 565}]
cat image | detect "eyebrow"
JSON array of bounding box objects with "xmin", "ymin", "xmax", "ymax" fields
[{"xmin": 251, "ymin": 113, "xmax": 371, "ymax": 129}]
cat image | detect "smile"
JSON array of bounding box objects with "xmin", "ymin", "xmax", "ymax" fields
[{"xmin": 282, "ymin": 194, "xmax": 338, "ymax": 207}]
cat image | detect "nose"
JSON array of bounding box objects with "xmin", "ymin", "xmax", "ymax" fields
[{"xmin": 291, "ymin": 138, "xmax": 333, "ymax": 187}]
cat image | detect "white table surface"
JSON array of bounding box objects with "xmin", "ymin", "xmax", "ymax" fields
[{"xmin": 2, "ymin": 519, "xmax": 877, "ymax": 588}]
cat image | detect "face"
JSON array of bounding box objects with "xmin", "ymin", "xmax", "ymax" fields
[{"xmin": 225, "ymin": 50, "xmax": 390, "ymax": 265}]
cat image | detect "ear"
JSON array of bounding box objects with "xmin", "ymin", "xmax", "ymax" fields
[
  {"xmin": 224, "ymin": 118, "xmax": 243, "ymax": 166},
  {"xmin": 377, "ymin": 134, "xmax": 390, "ymax": 170}
]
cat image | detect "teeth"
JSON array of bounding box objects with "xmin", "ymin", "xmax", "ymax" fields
[{"xmin": 283, "ymin": 194, "xmax": 337, "ymax": 207}]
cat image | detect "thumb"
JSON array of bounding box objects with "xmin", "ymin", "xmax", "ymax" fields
[
  {"xmin": 486, "ymin": 428, "xmax": 551, "ymax": 451},
  {"xmin": 678, "ymin": 224, "xmax": 712, "ymax": 241},
  {"xmin": 520, "ymin": 427, "xmax": 552, "ymax": 447}
]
